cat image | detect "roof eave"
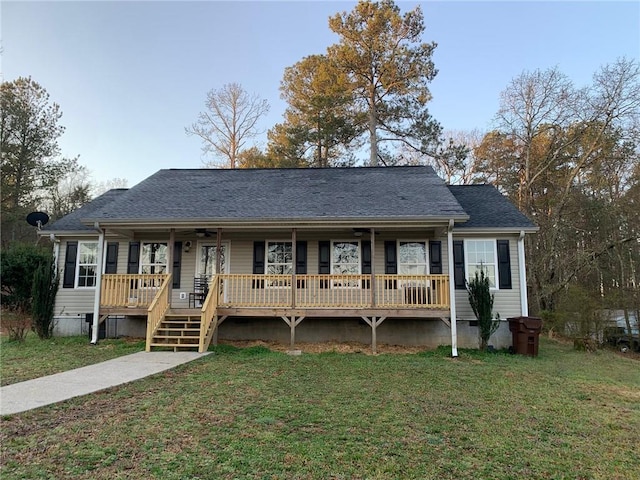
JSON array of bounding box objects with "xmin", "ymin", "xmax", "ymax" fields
[
  {"xmin": 38, "ymin": 229, "xmax": 100, "ymax": 237},
  {"xmin": 79, "ymin": 214, "xmax": 470, "ymax": 230},
  {"xmin": 452, "ymin": 226, "xmax": 539, "ymax": 234}
]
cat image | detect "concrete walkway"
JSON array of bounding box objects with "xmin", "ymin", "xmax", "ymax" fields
[{"xmin": 0, "ymin": 351, "xmax": 210, "ymax": 416}]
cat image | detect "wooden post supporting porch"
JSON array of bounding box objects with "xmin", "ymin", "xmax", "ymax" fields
[
  {"xmin": 370, "ymin": 227, "xmax": 376, "ymax": 307},
  {"xmin": 215, "ymin": 228, "xmax": 222, "ymax": 276},
  {"xmin": 291, "ymin": 228, "xmax": 297, "ymax": 308},
  {"xmin": 281, "ymin": 316, "xmax": 305, "ymax": 350},
  {"xmin": 361, "ymin": 316, "xmax": 387, "ymax": 354},
  {"xmin": 168, "ymin": 228, "xmax": 175, "ymax": 299},
  {"xmin": 210, "ymin": 315, "xmax": 228, "ymax": 346}
]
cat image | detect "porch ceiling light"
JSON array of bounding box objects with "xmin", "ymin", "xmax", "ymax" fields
[{"xmin": 353, "ymin": 228, "xmax": 376, "ymax": 237}]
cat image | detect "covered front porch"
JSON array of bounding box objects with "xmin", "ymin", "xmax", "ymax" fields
[{"xmin": 98, "ymin": 273, "xmax": 453, "ymax": 353}]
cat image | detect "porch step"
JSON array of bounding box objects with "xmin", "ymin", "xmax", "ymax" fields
[
  {"xmin": 160, "ymin": 321, "xmax": 201, "ymax": 327},
  {"xmin": 149, "ymin": 315, "xmax": 203, "ymax": 352}
]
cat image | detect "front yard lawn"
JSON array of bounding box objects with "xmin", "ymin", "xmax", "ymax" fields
[
  {"xmin": 1, "ymin": 338, "xmax": 639, "ymax": 479},
  {"xmin": 0, "ymin": 334, "xmax": 145, "ymax": 386}
]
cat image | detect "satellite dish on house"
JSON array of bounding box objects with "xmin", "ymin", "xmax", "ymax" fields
[{"xmin": 26, "ymin": 211, "xmax": 50, "ymax": 230}]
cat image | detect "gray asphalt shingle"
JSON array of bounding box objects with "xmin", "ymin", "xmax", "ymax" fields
[
  {"xmin": 83, "ymin": 166, "xmax": 468, "ymax": 222},
  {"xmin": 43, "ymin": 167, "xmax": 536, "ymax": 232},
  {"xmin": 447, "ymin": 184, "xmax": 536, "ymax": 229},
  {"xmin": 45, "ymin": 189, "xmax": 128, "ymax": 231}
]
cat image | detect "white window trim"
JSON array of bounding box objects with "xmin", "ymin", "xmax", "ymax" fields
[
  {"xmin": 397, "ymin": 240, "xmax": 430, "ymax": 273},
  {"xmin": 331, "ymin": 239, "xmax": 361, "ymax": 288},
  {"xmin": 463, "ymin": 238, "xmax": 499, "ymax": 290},
  {"xmin": 75, "ymin": 240, "xmax": 99, "ymax": 289},
  {"xmin": 139, "ymin": 241, "xmax": 169, "ymax": 276},
  {"xmin": 265, "ymin": 240, "xmax": 293, "ymax": 288},
  {"xmin": 397, "ymin": 240, "xmax": 430, "ymax": 289}
]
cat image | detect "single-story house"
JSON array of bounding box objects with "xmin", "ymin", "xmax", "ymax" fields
[{"xmin": 39, "ymin": 166, "xmax": 537, "ymax": 355}]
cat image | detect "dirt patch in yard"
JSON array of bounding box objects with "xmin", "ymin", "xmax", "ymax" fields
[{"xmin": 218, "ymin": 339, "xmax": 429, "ymax": 355}]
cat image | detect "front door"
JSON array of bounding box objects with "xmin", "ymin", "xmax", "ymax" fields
[
  {"xmin": 197, "ymin": 242, "xmax": 229, "ymax": 278},
  {"xmin": 194, "ymin": 242, "xmax": 229, "ymax": 306}
]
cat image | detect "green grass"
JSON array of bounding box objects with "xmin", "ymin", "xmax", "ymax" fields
[
  {"xmin": 0, "ymin": 333, "xmax": 145, "ymax": 385},
  {"xmin": 1, "ymin": 338, "xmax": 639, "ymax": 479}
]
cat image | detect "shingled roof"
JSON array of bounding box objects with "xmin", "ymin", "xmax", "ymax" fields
[
  {"xmin": 80, "ymin": 166, "xmax": 468, "ymax": 224},
  {"xmin": 42, "ymin": 167, "xmax": 537, "ymax": 232},
  {"xmin": 447, "ymin": 185, "xmax": 536, "ymax": 230},
  {"xmin": 45, "ymin": 189, "xmax": 128, "ymax": 232}
]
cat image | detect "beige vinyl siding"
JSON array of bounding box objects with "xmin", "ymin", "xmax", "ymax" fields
[
  {"xmin": 453, "ymin": 234, "xmax": 523, "ymax": 320},
  {"xmin": 55, "ymin": 230, "xmax": 521, "ymax": 320},
  {"xmin": 54, "ymin": 238, "xmax": 99, "ymax": 316},
  {"xmin": 144, "ymin": 230, "xmax": 446, "ymax": 280},
  {"xmin": 230, "ymin": 231, "xmax": 446, "ymax": 276},
  {"xmin": 171, "ymin": 240, "xmax": 196, "ymax": 307},
  {"xmin": 114, "ymin": 239, "xmax": 129, "ymax": 273}
]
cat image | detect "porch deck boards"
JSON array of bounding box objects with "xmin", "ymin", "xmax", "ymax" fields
[
  {"xmin": 216, "ymin": 307, "xmax": 450, "ymax": 319},
  {"xmin": 100, "ymin": 307, "xmax": 450, "ymax": 320}
]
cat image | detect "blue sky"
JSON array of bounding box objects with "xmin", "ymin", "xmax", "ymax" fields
[{"xmin": 2, "ymin": 1, "xmax": 639, "ymax": 188}]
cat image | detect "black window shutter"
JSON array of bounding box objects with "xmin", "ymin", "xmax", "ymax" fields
[
  {"xmin": 253, "ymin": 241, "xmax": 265, "ymax": 289},
  {"xmin": 453, "ymin": 240, "xmax": 466, "ymax": 289},
  {"xmin": 361, "ymin": 241, "xmax": 372, "ymax": 290},
  {"xmin": 172, "ymin": 242, "xmax": 182, "ymax": 288},
  {"xmin": 63, "ymin": 241, "xmax": 78, "ymax": 288},
  {"xmin": 497, "ymin": 240, "xmax": 512, "ymax": 289},
  {"xmin": 318, "ymin": 241, "xmax": 330, "ymax": 274},
  {"xmin": 429, "ymin": 241, "xmax": 442, "ymax": 274},
  {"xmin": 127, "ymin": 242, "xmax": 140, "ymax": 274},
  {"xmin": 253, "ymin": 241, "xmax": 265, "ymax": 274},
  {"xmin": 383, "ymin": 241, "xmax": 397, "ymax": 289},
  {"xmin": 361, "ymin": 241, "xmax": 372, "ymax": 275},
  {"xmin": 296, "ymin": 241, "xmax": 307, "ymax": 274},
  {"xmin": 318, "ymin": 241, "xmax": 330, "ymax": 289},
  {"xmin": 384, "ymin": 241, "xmax": 397, "ymax": 274},
  {"xmin": 105, "ymin": 242, "xmax": 119, "ymax": 274}
]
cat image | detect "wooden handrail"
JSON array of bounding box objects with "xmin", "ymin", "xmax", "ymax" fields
[
  {"xmin": 199, "ymin": 275, "xmax": 220, "ymax": 352},
  {"xmin": 101, "ymin": 274, "xmax": 169, "ymax": 308},
  {"xmin": 145, "ymin": 274, "xmax": 172, "ymax": 352},
  {"xmin": 216, "ymin": 274, "xmax": 450, "ymax": 309}
]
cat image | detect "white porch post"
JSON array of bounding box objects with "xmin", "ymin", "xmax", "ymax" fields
[
  {"xmin": 447, "ymin": 219, "xmax": 458, "ymax": 357},
  {"xmin": 518, "ymin": 230, "xmax": 529, "ymax": 316},
  {"xmin": 91, "ymin": 227, "xmax": 106, "ymax": 344}
]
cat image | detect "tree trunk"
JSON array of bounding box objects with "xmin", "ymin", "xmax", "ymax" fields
[{"xmin": 369, "ymin": 88, "xmax": 378, "ymax": 166}]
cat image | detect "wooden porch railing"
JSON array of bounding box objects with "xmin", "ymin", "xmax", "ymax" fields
[
  {"xmin": 101, "ymin": 273, "xmax": 449, "ymax": 352},
  {"xmin": 199, "ymin": 275, "xmax": 220, "ymax": 352},
  {"xmin": 145, "ymin": 274, "xmax": 172, "ymax": 352},
  {"xmin": 215, "ymin": 274, "xmax": 450, "ymax": 309},
  {"xmin": 101, "ymin": 274, "xmax": 170, "ymax": 308}
]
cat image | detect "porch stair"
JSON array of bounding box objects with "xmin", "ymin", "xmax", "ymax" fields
[{"xmin": 148, "ymin": 310, "xmax": 205, "ymax": 352}]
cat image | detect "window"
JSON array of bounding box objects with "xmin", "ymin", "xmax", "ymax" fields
[
  {"xmin": 266, "ymin": 242, "xmax": 293, "ymax": 275},
  {"xmin": 465, "ymin": 240, "xmax": 497, "ymax": 287},
  {"xmin": 140, "ymin": 242, "xmax": 168, "ymax": 274},
  {"xmin": 76, "ymin": 241, "xmax": 98, "ymax": 287},
  {"xmin": 332, "ymin": 241, "xmax": 359, "ymax": 287},
  {"xmin": 266, "ymin": 241, "xmax": 292, "ymax": 287},
  {"xmin": 398, "ymin": 241, "xmax": 427, "ymax": 275}
]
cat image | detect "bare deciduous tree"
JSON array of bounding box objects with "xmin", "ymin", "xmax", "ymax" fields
[
  {"xmin": 478, "ymin": 58, "xmax": 640, "ymax": 316},
  {"xmin": 186, "ymin": 83, "xmax": 270, "ymax": 169}
]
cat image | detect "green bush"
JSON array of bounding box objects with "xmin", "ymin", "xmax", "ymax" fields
[
  {"xmin": 31, "ymin": 254, "xmax": 59, "ymax": 339},
  {"xmin": 467, "ymin": 268, "xmax": 500, "ymax": 351},
  {"xmin": 1, "ymin": 243, "xmax": 56, "ymax": 340},
  {"xmin": 1, "ymin": 243, "xmax": 51, "ymax": 312}
]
